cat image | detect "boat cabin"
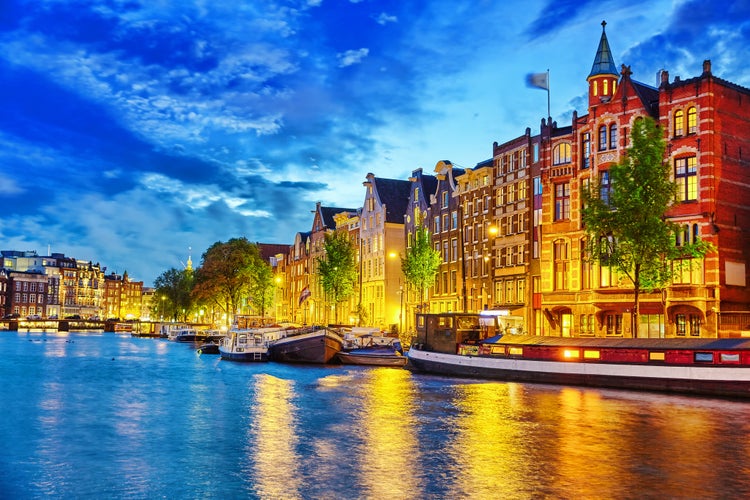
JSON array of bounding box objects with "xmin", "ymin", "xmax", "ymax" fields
[{"xmin": 415, "ymin": 310, "xmax": 525, "ymax": 354}]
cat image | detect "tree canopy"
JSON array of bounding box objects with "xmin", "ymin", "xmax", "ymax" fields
[
  {"xmin": 154, "ymin": 267, "xmax": 194, "ymax": 321},
  {"xmin": 191, "ymin": 237, "xmax": 263, "ymax": 325},
  {"xmin": 401, "ymin": 225, "xmax": 441, "ymax": 310},
  {"xmin": 317, "ymin": 231, "xmax": 358, "ymax": 324}
]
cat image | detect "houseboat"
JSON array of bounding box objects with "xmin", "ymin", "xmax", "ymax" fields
[
  {"xmin": 269, "ymin": 326, "xmax": 344, "ymax": 364},
  {"xmin": 407, "ymin": 311, "xmax": 750, "ymax": 398}
]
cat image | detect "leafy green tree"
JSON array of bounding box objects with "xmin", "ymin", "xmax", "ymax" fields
[
  {"xmin": 247, "ymin": 258, "xmax": 275, "ymax": 319},
  {"xmin": 154, "ymin": 267, "xmax": 194, "ymax": 321},
  {"xmin": 582, "ymin": 117, "xmax": 713, "ymax": 336},
  {"xmin": 192, "ymin": 237, "xmax": 261, "ymax": 326},
  {"xmin": 317, "ymin": 231, "xmax": 358, "ymax": 324},
  {"xmin": 402, "ymin": 225, "xmax": 441, "ymax": 312}
]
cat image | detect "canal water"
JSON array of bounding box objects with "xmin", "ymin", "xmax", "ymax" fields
[{"xmin": 1, "ymin": 331, "xmax": 750, "ymax": 499}]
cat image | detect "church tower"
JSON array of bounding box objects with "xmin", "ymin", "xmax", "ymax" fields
[{"xmin": 587, "ymin": 21, "xmax": 619, "ymax": 106}]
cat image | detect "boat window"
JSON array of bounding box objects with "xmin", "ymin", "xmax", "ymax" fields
[
  {"xmin": 437, "ymin": 316, "xmax": 453, "ymax": 328},
  {"xmin": 649, "ymin": 352, "xmax": 665, "ymax": 361},
  {"xmin": 694, "ymin": 352, "xmax": 714, "ymax": 363},
  {"xmin": 508, "ymin": 347, "xmax": 523, "ymax": 356},
  {"xmin": 583, "ymin": 350, "xmax": 600, "ymax": 360},
  {"xmin": 720, "ymin": 353, "xmax": 740, "ymax": 364},
  {"xmin": 563, "ymin": 349, "xmax": 580, "ymax": 359},
  {"xmin": 457, "ymin": 316, "xmax": 479, "ymax": 330}
]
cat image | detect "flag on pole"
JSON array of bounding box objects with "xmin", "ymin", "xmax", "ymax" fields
[
  {"xmin": 298, "ymin": 285, "xmax": 311, "ymax": 306},
  {"xmin": 526, "ymin": 72, "xmax": 549, "ymax": 90}
]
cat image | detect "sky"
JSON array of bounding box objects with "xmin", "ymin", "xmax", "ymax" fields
[{"xmin": 1, "ymin": 0, "xmax": 749, "ymax": 286}]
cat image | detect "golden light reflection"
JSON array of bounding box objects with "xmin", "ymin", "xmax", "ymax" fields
[
  {"xmin": 446, "ymin": 382, "xmax": 532, "ymax": 498},
  {"xmin": 358, "ymin": 368, "xmax": 420, "ymax": 499},
  {"xmin": 250, "ymin": 374, "xmax": 301, "ymax": 499}
]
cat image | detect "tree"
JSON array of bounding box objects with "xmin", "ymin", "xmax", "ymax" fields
[
  {"xmin": 154, "ymin": 267, "xmax": 194, "ymax": 321},
  {"xmin": 317, "ymin": 231, "xmax": 358, "ymax": 324},
  {"xmin": 192, "ymin": 237, "xmax": 261, "ymax": 326},
  {"xmin": 247, "ymin": 258, "xmax": 275, "ymax": 320},
  {"xmin": 582, "ymin": 116, "xmax": 713, "ymax": 336},
  {"xmin": 401, "ymin": 225, "xmax": 441, "ymax": 312}
]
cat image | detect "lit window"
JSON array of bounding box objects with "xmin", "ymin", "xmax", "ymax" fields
[
  {"xmin": 674, "ymin": 110, "xmax": 684, "ymax": 137},
  {"xmin": 554, "ymin": 183, "xmax": 570, "ymax": 220},
  {"xmin": 581, "ymin": 132, "xmax": 591, "ymax": 169},
  {"xmin": 552, "ymin": 143, "xmax": 571, "ymax": 165},
  {"xmin": 609, "ymin": 124, "xmax": 617, "ymax": 149},
  {"xmin": 599, "ymin": 170, "xmax": 611, "ymax": 205},
  {"xmin": 687, "ymin": 107, "xmax": 697, "ymax": 134},
  {"xmin": 553, "ymin": 240, "xmax": 569, "ymax": 290},
  {"xmin": 675, "ymin": 156, "xmax": 697, "ymax": 201}
]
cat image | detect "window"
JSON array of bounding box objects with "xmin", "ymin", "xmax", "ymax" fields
[
  {"xmin": 675, "ymin": 156, "xmax": 697, "ymax": 201},
  {"xmin": 533, "ymin": 143, "xmax": 539, "ymax": 163},
  {"xmin": 505, "ymin": 280, "xmax": 514, "ymax": 303},
  {"xmin": 451, "ymin": 238, "xmax": 458, "ymax": 262},
  {"xmin": 553, "ymin": 143, "xmax": 571, "ymax": 165},
  {"xmin": 517, "ymin": 279, "xmax": 525, "ymax": 304},
  {"xmin": 581, "ymin": 132, "xmax": 591, "ymax": 169},
  {"xmin": 451, "ymin": 211, "xmax": 458, "ymax": 229},
  {"xmin": 674, "ymin": 109, "xmax": 684, "ymax": 137},
  {"xmin": 676, "ymin": 314, "xmax": 686, "ymax": 336},
  {"xmin": 434, "ymin": 217, "xmax": 440, "ymax": 233},
  {"xmin": 497, "ymin": 186, "xmax": 505, "ymax": 206},
  {"xmin": 507, "ymin": 183, "xmax": 516, "ymax": 204},
  {"xmin": 598, "ymin": 125, "xmax": 607, "ymax": 151},
  {"xmin": 609, "ymin": 124, "xmax": 617, "ymax": 150},
  {"xmin": 442, "ymin": 191, "xmax": 449, "ymax": 208},
  {"xmin": 442, "ymin": 214, "xmax": 448, "ymax": 233},
  {"xmin": 605, "ymin": 314, "xmax": 623, "ymax": 336},
  {"xmin": 554, "ymin": 183, "xmax": 570, "ymax": 220},
  {"xmin": 518, "ymin": 181, "xmax": 527, "ymax": 201},
  {"xmin": 554, "ymin": 241, "xmax": 569, "ymax": 290},
  {"xmin": 687, "ymin": 107, "xmax": 697, "ymax": 134},
  {"xmin": 599, "ymin": 170, "xmax": 611, "ymax": 205}
]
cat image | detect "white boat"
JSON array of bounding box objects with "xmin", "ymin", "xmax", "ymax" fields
[{"xmin": 219, "ymin": 326, "xmax": 289, "ymax": 362}]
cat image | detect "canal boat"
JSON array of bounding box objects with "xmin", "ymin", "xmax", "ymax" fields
[
  {"xmin": 196, "ymin": 341, "xmax": 220, "ymax": 355},
  {"xmin": 269, "ymin": 327, "xmax": 344, "ymax": 364},
  {"xmin": 407, "ymin": 311, "xmax": 750, "ymax": 398},
  {"xmin": 337, "ymin": 330, "xmax": 407, "ymax": 367},
  {"xmin": 218, "ymin": 326, "xmax": 289, "ymax": 362},
  {"xmin": 173, "ymin": 327, "xmax": 208, "ymax": 343}
]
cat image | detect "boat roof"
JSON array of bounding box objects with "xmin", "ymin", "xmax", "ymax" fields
[{"xmin": 481, "ymin": 335, "xmax": 750, "ymax": 350}]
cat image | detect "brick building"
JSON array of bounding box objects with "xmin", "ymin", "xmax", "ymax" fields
[{"xmin": 537, "ymin": 22, "xmax": 750, "ymax": 338}]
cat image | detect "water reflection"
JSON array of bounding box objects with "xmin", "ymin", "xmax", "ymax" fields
[
  {"xmin": 248, "ymin": 373, "xmax": 301, "ymax": 499},
  {"xmin": 356, "ymin": 368, "xmax": 420, "ymax": 499}
]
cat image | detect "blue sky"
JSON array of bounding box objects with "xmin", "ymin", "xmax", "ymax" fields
[{"xmin": 1, "ymin": 0, "xmax": 748, "ymax": 285}]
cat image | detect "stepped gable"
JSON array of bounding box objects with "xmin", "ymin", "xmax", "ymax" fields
[{"xmin": 373, "ymin": 177, "xmax": 411, "ymax": 224}]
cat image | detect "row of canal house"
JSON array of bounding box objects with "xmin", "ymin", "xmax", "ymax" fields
[{"xmin": 271, "ymin": 22, "xmax": 750, "ymax": 339}]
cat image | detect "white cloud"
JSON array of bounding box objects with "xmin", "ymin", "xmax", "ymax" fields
[
  {"xmin": 375, "ymin": 12, "xmax": 398, "ymax": 25},
  {"xmin": 337, "ymin": 48, "xmax": 369, "ymax": 67}
]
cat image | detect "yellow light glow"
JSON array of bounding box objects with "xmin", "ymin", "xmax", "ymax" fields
[
  {"xmin": 583, "ymin": 350, "xmax": 600, "ymax": 360},
  {"xmin": 563, "ymin": 349, "xmax": 580, "ymax": 359},
  {"xmin": 508, "ymin": 347, "xmax": 523, "ymax": 356},
  {"xmin": 649, "ymin": 352, "xmax": 665, "ymax": 361}
]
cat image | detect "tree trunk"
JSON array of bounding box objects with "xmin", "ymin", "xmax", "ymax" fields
[{"xmin": 632, "ymin": 264, "xmax": 640, "ymax": 338}]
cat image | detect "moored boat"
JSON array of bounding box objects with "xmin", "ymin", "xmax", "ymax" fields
[
  {"xmin": 337, "ymin": 330, "xmax": 407, "ymax": 367},
  {"xmin": 219, "ymin": 326, "xmax": 288, "ymax": 362},
  {"xmin": 196, "ymin": 342, "xmax": 220, "ymax": 355},
  {"xmin": 337, "ymin": 347, "xmax": 408, "ymax": 367},
  {"xmin": 269, "ymin": 327, "xmax": 344, "ymax": 364},
  {"xmin": 173, "ymin": 327, "xmax": 209, "ymax": 343},
  {"xmin": 407, "ymin": 311, "xmax": 750, "ymax": 398}
]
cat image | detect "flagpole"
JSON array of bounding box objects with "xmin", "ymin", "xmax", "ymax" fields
[{"xmin": 546, "ymin": 69, "xmax": 551, "ymax": 121}]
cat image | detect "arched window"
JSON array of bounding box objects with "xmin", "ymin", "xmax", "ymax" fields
[
  {"xmin": 598, "ymin": 125, "xmax": 607, "ymax": 151},
  {"xmin": 609, "ymin": 124, "xmax": 618, "ymax": 150},
  {"xmin": 552, "ymin": 143, "xmax": 571, "ymax": 165},
  {"xmin": 674, "ymin": 109, "xmax": 684, "ymax": 137},
  {"xmin": 687, "ymin": 107, "xmax": 697, "ymax": 134}
]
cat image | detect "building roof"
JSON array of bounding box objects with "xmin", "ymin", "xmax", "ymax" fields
[
  {"xmin": 373, "ymin": 176, "xmax": 411, "ymax": 224},
  {"xmin": 257, "ymin": 243, "xmax": 290, "ymax": 261},
  {"xmin": 318, "ymin": 205, "xmax": 357, "ymax": 229},
  {"xmin": 588, "ymin": 21, "xmax": 619, "ymax": 79}
]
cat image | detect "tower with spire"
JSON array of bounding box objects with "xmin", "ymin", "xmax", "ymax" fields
[{"xmin": 587, "ymin": 20, "xmax": 619, "ymax": 106}]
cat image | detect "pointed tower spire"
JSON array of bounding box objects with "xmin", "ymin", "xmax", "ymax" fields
[
  {"xmin": 587, "ymin": 21, "xmax": 620, "ymax": 105},
  {"xmin": 186, "ymin": 246, "xmax": 193, "ymax": 272},
  {"xmin": 589, "ymin": 21, "xmax": 618, "ymax": 78}
]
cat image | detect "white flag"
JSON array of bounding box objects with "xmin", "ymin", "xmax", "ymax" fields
[{"xmin": 526, "ymin": 72, "xmax": 549, "ymax": 90}]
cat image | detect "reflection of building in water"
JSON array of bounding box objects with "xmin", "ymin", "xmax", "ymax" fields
[
  {"xmin": 249, "ymin": 374, "xmax": 301, "ymax": 499},
  {"xmin": 358, "ymin": 368, "xmax": 420, "ymax": 499},
  {"xmin": 446, "ymin": 382, "xmax": 532, "ymax": 498}
]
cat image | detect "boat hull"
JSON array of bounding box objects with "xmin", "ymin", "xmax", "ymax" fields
[
  {"xmin": 270, "ymin": 328, "xmax": 343, "ymax": 364},
  {"xmin": 407, "ymin": 348, "xmax": 750, "ymax": 399},
  {"xmin": 337, "ymin": 349, "xmax": 408, "ymax": 367},
  {"xmin": 219, "ymin": 345, "xmax": 269, "ymax": 362}
]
